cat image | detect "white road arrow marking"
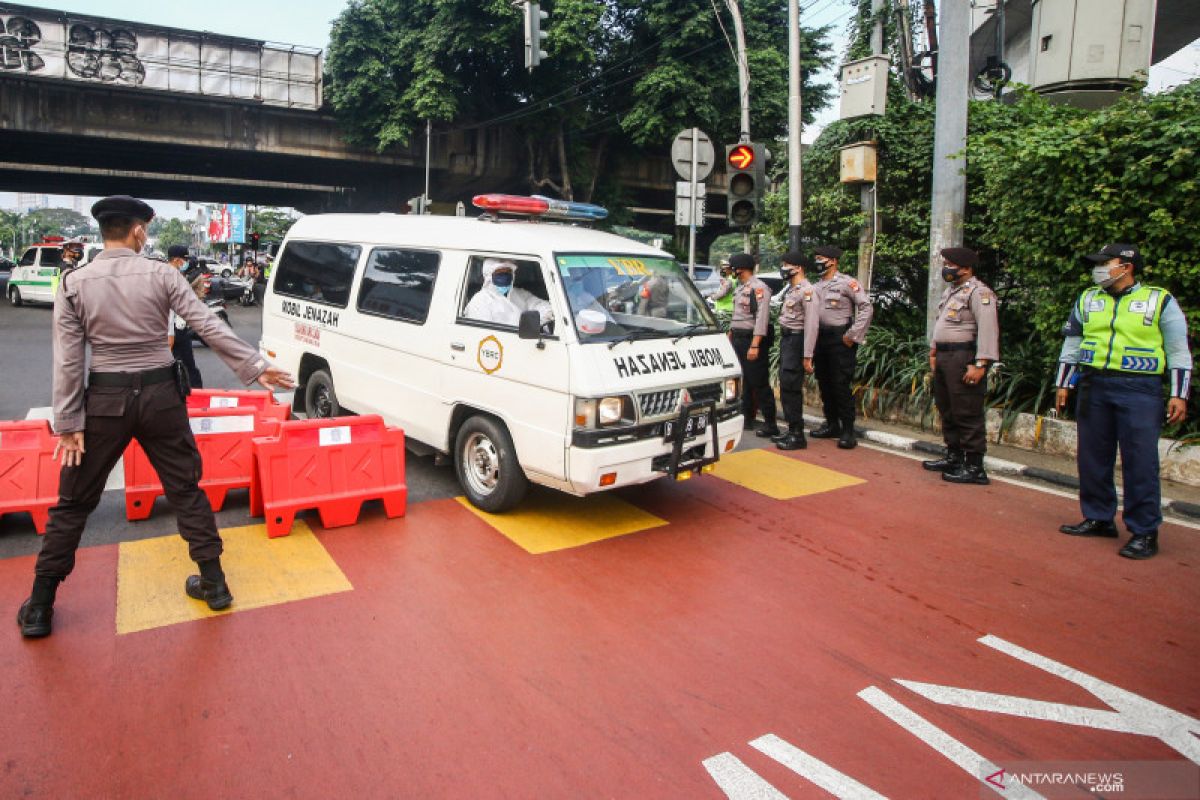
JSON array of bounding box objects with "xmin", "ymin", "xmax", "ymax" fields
[
  {"xmin": 703, "ymin": 752, "xmax": 789, "ymax": 800},
  {"xmin": 750, "ymin": 734, "xmax": 888, "ymax": 799}
]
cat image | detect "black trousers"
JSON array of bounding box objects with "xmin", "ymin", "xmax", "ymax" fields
[
  {"xmin": 778, "ymin": 329, "xmax": 806, "ymax": 431},
  {"xmin": 36, "ymin": 380, "xmax": 223, "ymax": 579},
  {"xmin": 171, "ymin": 330, "xmax": 204, "ymax": 389},
  {"xmin": 812, "ymin": 325, "xmax": 856, "ymax": 431},
  {"xmin": 731, "ymin": 330, "xmax": 776, "ymax": 427},
  {"xmin": 932, "ymin": 347, "xmax": 987, "ymax": 455}
]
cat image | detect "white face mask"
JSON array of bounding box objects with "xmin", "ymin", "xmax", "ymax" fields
[{"xmin": 1092, "ymin": 264, "xmax": 1125, "ymax": 288}]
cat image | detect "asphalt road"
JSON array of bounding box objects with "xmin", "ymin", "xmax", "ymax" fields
[{"xmin": 0, "ymin": 273, "xmax": 460, "ymax": 558}]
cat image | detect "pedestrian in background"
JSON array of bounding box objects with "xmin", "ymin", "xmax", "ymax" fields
[
  {"xmin": 774, "ymin": 251, "xmax": 819, "ymax": 450},
  {"xmin": 727, "ymin": 253, "xmax": 778, "ymax": 438},
  {"xmin": 810, "ymin": 245, "xmax": 873, "ymax": 449},
  {"xmin": 167, "ymin": 245, "xmax": 205, "ymax": 388},
  {"xmin": 16, "ymin": 196, "xmax": 294, "ymax": 639},
  {"xmin": 1055, "ymin": 243, "xmax": 1192, "ymax": 560},
  {"xmin": 922, "ymin": 247, "xmax": 1000, "ymax": 485}
]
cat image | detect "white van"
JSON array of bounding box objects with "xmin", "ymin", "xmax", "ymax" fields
[
  {"xmin": 260, "ymin": 198, "xmax": 745, "ymax": 511},
  {"xmin": 8, "ymin": 242, "xmax": 65, "ymax": 306}
]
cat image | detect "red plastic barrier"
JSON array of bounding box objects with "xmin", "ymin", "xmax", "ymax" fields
[
  {"xmin": 250, "ymin": 415, "xmax": 407, "ymax": 538},
  {"xmin": 186, "ymin": 388, "xmax": 291, "ymax": 423},
  {"xmin": 0, "ymin": 420, "xmax": 60, "ymax": 534},
  {"xmin": 123, "ymin": 407, "xmax": 281, "ymax": 521}
]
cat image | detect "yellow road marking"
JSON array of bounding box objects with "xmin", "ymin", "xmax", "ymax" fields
[
  {"xmin": 457, "ymin": 492, "xmax": 668, "ymax": 554},
  {"xmin": 711, "ymin": 449, "xmax": 866, "ymax": 500},
  {"xmin": 116, "ymin": 520, "xmax": 352, "ymax": 635}
]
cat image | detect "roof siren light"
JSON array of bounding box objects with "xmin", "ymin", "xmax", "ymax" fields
[{"xmin": 472, "ymin": 194, "xmax": 608, "ymax": 221}]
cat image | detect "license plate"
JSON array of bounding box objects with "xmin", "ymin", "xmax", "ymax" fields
[{"xmin": 663, "ymin": 411, "xmax": 710, "ymax": 442}]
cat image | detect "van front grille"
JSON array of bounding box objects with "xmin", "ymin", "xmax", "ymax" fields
[{"xmin": 638, "ymin": 390, "xmax": 681, "ymax": 418}]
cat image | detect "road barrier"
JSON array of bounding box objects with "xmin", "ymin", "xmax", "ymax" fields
[
  {"xmin": 186, "ymin": 388, "xmax": 290, "ymax": 421},
  {"xmin": 123, "ymin": 407, "xmax": 283, "ymax": 520},
  {"xmin": 250, "ymin": 415, "xmax": 407, "ymax": 538},
  {"xmin": 0, "ymin": 420, "xmax": 60, "ymax": 534}
]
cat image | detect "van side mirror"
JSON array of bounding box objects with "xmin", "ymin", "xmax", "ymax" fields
[{"xmin": 518, "ymin": 310, "xmax": 542, "ymax": 341}]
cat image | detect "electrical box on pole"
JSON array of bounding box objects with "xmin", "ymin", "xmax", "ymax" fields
[
  {"xmin": 838, "ymin": 55, "xmax": 891, "ymax": 118},
  {"xmin": 523, "ymin": 2, "xmax": 549, "ymax": 70},
  {"xmin": 725, "ymin": 142, "xmax": 766, "ymax": 227}
]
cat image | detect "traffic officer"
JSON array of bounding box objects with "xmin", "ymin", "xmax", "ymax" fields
[
  {"xmin": 17, "ymin": 196, "xmax": 294, "ymax": 639},
  {"xmin": 1054, "ymin": 243, "xmax": 1192, "ymax": 560},
  {"xmin": 727, "ymin": 253, "xmax": 778, "ymax": 437},
  {"xmin": 774, "ymin": 251, "xmax": 819, "ymax": 450},
  {"xmin": 922, "ymin": 247, "xmax": 1000, "ymax": 484},
  {"xmin": 167, "ymin": 245, "xmax": 205, "ymax": 388},
  {"xmin": 60, "ymin": 241, "xmax": 83, "ymax": 270},
  {"xmin": 810, "ymin": 245, "xmax": 873, "ymax": 448},
  {"xmin": 709, "ymin": 260, "xmax": 735, "ymax": 316}
]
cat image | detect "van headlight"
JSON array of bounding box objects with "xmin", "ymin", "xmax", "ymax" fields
[
  {"xmin": 724, "ymin": 377, "xmax": 740, "ymax": 403},
  {"xmin": 574, "ymin": 396, "xmax": 634, "ymax": 428}
]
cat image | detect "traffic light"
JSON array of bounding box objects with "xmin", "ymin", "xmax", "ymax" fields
[
  {"xmin": 406, "ymin": 195, "xmax": 427, "ymax": 215},
  {"xmin": 523, "ymin": 2, "xmax": 548, "ymax": 70},
  {"xmin": 725, "ymin": 142, "xmax": 766, "ymax": 227},
  {"xmin": 249, "ymin": 232, "xmax": 261, "ymax": 250}
]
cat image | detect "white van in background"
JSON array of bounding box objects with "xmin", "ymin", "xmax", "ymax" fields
[{"xmin": 259, "ymin": 196, "xmax": 744, "ymax": 511}]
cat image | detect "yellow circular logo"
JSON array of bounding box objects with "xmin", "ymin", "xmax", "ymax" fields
[{"xmin": 477, "ymin": 335, "xmax": 504, "ymax": 374}]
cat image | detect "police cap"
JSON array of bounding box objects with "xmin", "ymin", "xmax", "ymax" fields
[
  {"xmin": 1084, "ymin": 242, "xmax": 1142, "ymax": 271},
  {"xmin": 91, "ymin": 195, "xmax": 155, "ymax": 223},
  {"xmin": 167, "ymin": 245, "xmax": 189, "ymax": 260},
  {"xmin": 781, "ymin": 250, "xmax": 811, "ymax": 268},
  {"xmin": 940, "ymin": 247, "xmax": 979, "ymax": 269},
  {"xmin": 813, "ymin": 245, "xmax": 843, "ymax": 260},
  {"xmin": 729, "ymin": 253, "xmax": 756, "ymax": 272}
]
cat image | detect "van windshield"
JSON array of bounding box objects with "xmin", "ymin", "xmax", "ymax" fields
[{"xmin": 555, "ymin": 254, "xmax": 719, "ymax": 343}]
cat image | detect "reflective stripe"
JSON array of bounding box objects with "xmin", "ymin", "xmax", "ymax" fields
[{"xmin": 1143, "ymin": 289, "xmax": 1161, "ymax": 326}]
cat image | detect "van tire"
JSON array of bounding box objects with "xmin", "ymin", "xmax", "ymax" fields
[
  {"xmin": 455, "ymin": 415, "xmax": 528, "ymax": 513},
  {"xmin": 8, "ymin": 286, "xmax": 22, "ymax": 307},
  {"xmin": 304, "ymin": 369, "xmax": 341, "ymax": 418}
]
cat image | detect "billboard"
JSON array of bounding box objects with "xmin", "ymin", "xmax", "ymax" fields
[
  {"xmin": 207, "ymin": 204, "xmax": 246, "ymax": 245},
  {"xmin": 0, "ymin": 3, "xmax": 321, "ymax": 109}
]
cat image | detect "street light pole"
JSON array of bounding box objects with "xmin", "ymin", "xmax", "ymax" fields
[
  {"xmin": 787, "ymin": 0, "xmax": 802, "ymax": 251},
  {"xmin": 724, "ymin": 0, "xmax": 752, "ymax": 143}
]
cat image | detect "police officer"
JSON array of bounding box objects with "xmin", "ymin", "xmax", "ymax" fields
[
  {"xmin": 922, "ymin": 247, "xmax": 1000, "ymax": 484},
  {"xmin": 709, "ymin": 260, "xmax": 735, "ymax": 317},
  {"xmin": 810, "ymin": 245, "xmax": 873, "ymax": 448},
  {"xmin": 1054, "ymin": 243, "xmax": 1192, "ymax": 560},
  {"xmin": 16, "ymin": 196, "xmax": 295, "ymax": 638},
  {"xmin": 167, "ymin": 245, "xmax": 205, "ymax": 389},
  {"xmin": 727, "ymin": 253, "xmax": 778, "ymax": 437},
  {"xmin": 60, "ymin": 241, "xmax": 84, "ymax": 270},
  {"xmin": 774, "ymin": 251, "xmax": 819, "ymax": 450}
]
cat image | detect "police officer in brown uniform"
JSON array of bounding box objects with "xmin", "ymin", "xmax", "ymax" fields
[
  {"xmin": 810, "ymin": 245, "xmax": 873, "ymax": 448},
  {"xmin": 774, "ymin": 251, "xmax": 819, "ymax": 450},
  {"xmin": 727, "ymin": 253, "xmax": 778, "ymax": 437},
  {"xmin": 17, "ymin": 196, "xmax": 294, "ymax": 639},
  {"xmin": 922, "ymin": 247, "xmax": 1000, "ymax": 485}
]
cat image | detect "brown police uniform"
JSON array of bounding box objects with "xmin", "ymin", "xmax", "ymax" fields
[
  {"xmin": 730, "ymin": 276, "xmax": 775, "ymax": 430},
  {"xmin": 931, "ymin": 277, "xmax": 1000, "ymax": 459},
  {"xmin": 812, "ymin": 271, "xmax": 873, "ymax": 436},
  {"xmin": 37, "ymin": 248, "xmax": 268, "ymax": 580},
  {"xmin": 777, "ymin": 279, "xmax": 819, "ymax": 433}
]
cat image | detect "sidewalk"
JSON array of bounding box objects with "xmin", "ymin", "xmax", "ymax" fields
[{"xmin": 800, "ymin": 409, "xmax": 1200, "ymax": 524}]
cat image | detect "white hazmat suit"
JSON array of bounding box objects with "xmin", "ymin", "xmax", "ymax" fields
[{"xmin": 463, "ymin": 258, "xmax": 554, "ymax": 327}]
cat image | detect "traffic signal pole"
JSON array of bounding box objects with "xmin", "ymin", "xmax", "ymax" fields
[
  {"xmin": 856, "ymin": 0, "xmax": 885, "ymax": 290},
  {"xmin": 787, "ymin": 0, "xmax": 802, "ymax": 251},
  {"xmin": 724, "ymin": 0, "xmax": 753, "ymax": 253}
]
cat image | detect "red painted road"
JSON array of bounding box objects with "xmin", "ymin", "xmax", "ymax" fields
[{"xmin": 1, "ymin": 444, "xmax": 1197, "ymax": 798}]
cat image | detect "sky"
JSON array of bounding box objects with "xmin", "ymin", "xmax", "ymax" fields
[{"xmin": 2, "ymin": 0, "xmax": 1198, "ymax": 220}]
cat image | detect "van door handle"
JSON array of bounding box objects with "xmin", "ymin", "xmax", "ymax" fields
[{"xmin": 450, "ymin": 342, "xmax": 466, "ymax": 352}]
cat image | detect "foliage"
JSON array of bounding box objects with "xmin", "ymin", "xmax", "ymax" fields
[
  {"xmin": 154, "ymin": 218, "xmax": 193, "ymax": 253},
  {"xmin": 250, "ymin": 209, "xmax": 297, "ymax": 242},
  {"xmin": 24, "ymin": 208, "xmax": 94, "ymax": 241}
]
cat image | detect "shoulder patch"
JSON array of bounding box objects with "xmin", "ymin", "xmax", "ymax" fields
[
  {"xmin": 849, "ymin": 280, "xmax": 859, "ymax": 291},
  {"xmin": 755, "ymin": 288, "xmax": 765, "ymax": 299},
  {"xmin": 981, "ymin": 296, "xmax": 991, "ymax": 305}
]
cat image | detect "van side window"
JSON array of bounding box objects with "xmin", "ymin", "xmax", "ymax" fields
[
  {"xmin": 273, "ymin": 241, "xmax": 361, "ymax": 308},
  {"xmin": 459, "ymin": 256, "xmax": 554, "ymax": 331},
  {"xmin": 357, "ymin": 248, "xmax": 441, "ymax": 324},
  {"xmin": 18, "ymin": 249, "xmax": 36, "ymax": 266}
]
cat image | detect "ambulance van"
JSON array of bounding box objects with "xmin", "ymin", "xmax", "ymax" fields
[{"xmin": 260, "ymin": 195, "xmax": 745, "ymax": 512}]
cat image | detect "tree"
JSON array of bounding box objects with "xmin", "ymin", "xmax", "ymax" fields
[
  {"xmin": 24, "ymin": 208, "xmax": 94, "ymax": 240},
  {"xmin": 155, "ymin": 218, "xmax": 193, "ymax": 253},
  {"xmin": 250, "ymin": 208, "xmax": 297, "ymax": 242}
]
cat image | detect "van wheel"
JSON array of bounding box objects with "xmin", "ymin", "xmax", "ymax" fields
[
  {"xmin": 304, "ymin": 369, "xmax": 341, "ymax": 418},
  {"xmin": 8, "ymin": 286, "xmax": 22, "ymax": 307},
  {"xmin": 455, "ymin": 415, "xmax": 528, "ymax": 513}
]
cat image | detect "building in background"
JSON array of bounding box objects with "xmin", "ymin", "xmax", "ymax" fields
[{"xmin": 15, "ymin": 193, "xmax": 48, "ymax": 214}]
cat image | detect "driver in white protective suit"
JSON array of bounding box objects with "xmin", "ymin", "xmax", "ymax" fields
[{"xmin": 464, "ymin": 258, "xmax": 554, "ymax": 327}]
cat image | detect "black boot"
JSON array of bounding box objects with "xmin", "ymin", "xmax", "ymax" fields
[
  {"xmin": 755, "ymin": 423, "xmax": 782, "ymax": 438},
  {"xmin": 776, "ymin": 430, "xmax": 807, "ymax": 450},
  {"xmin": 185, "ymin": 558, "xmax": 234, "ymax": 611},
  {"xmin": 1059, "ymin": 519, "xmax": 1118, "ymax": 537},
  {"xmin": 810, "ymin": 422, "xmax": 840, "ymax": 439},
  {"xmin": 922, "ymin": 448, "xmax": 964, "ymax": 472},
  {"xmin": 17, "ymin": 575, "xmax": 60, "ymax": 638},
  {"xmin": 942, "ymin": 452, "xmax": 989, "ymax": 485},
  {"xmin": 1118, "ymin": 533, "xmax": 1158, "ymax": 560},
  {"xmin": 837, "ymin": 423, "xmax": 857, "ymax": 449}
]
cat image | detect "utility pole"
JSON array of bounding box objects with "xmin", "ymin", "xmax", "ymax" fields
[
  {"xmin": 724, "ymin": 0, "xmax": 753, "ymax": 253},
  {"xmin": 787, "ymin": 0, "xmax": 802, "ymax": 251},
  {"xmin": 923, "ymin": 0, "xmax": 939, "ymax": 79},
  {"xmin": 925, "ymin": 0, "xmax": 970, "ymax": 338},
  {"xmin": 895, "ymin": 0, "xmax": 918, "ymax": 99},
  {"xmin": 424, "ymin": 118, "xmax": 432, "ymax": 213},
  {"xmin": 856, "ymin": 0, "xmax": 886, "ymax": 289}
]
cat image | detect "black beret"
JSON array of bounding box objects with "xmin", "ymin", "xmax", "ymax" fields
[
  {"xmin": 940, "ymin": 247, "xmax": 979, "ymax": 269},
  {"xmin": 91, "ymin": 195, "xmax": 155, "ymax": 223},
  {"xmin": 1084, "ymin": 242, "xmax": 1142, "ymax": 271},
  {"xmin": 781, "ymin": 250, "xmax": 810, "ymax": 268},
  {"xmin": 813, "ymin": 245, "xmax": 843, "ymax": 260},
  {"xmin": 167, "ymin": 245, "xmax": 190, "ymax": 259},
  {"xmin": 729, "ymin": 253, "xmax": 756, "ymax": 271}
]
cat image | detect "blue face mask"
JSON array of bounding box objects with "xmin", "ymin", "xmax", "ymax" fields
[{"xmin": 492, "ymin": 272, "xmax": 514, "ymax": 295}]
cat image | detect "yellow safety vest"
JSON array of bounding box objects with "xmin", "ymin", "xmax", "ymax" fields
[{"xmin": 1077, "ymin": 285, "xmax": 1168, "ymax": 375}]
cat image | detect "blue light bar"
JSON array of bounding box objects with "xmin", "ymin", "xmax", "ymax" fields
[{"xmin": 532, "ymin": 195, "xmax": 609, "ymax": 221}]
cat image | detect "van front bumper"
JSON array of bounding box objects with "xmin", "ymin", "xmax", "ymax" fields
[{"xmin": 567, "ymin": 407, "xmax": 743, "ymax": 493}]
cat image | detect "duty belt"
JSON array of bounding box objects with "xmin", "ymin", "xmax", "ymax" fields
[
  {"xmin": 88, "ymin": 365, "xmax": 175, "ymax": 388},
  {"xmin": 934, "ymin": 341, "xmax": 975, "ymax": 352},
  {"xmin": 1079, "ymin": 367, "xmax": 1159, "ymax": 379},
  {"xmin": 780, "ymin": 328, "xmax": 805, "ymax": 337}
]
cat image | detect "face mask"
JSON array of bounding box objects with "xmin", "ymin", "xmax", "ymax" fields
[
  {"xmin": 941, "ymin": 266, "xmax": 961, "ymax": 283},
  {"xmin": 780, "ymin": 267, "xmax": 796, "ymax": 281},
  {"xmin": 492, "ymin": 272, "xmax": 514, "ymax": 292},
  {"xmin": 1092, "ymin": 265, "xmax": 1124, "ymax": 288}
]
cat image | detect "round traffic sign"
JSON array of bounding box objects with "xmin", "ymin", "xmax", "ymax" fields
[{"xmin": 671, "ymin": 128, "xmax": 715, "ymax": 182}]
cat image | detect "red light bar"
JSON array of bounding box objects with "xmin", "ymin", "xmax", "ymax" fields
[{"xmin": 472, "ymin": 194, "xmax": 550, "ymax": 215}]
